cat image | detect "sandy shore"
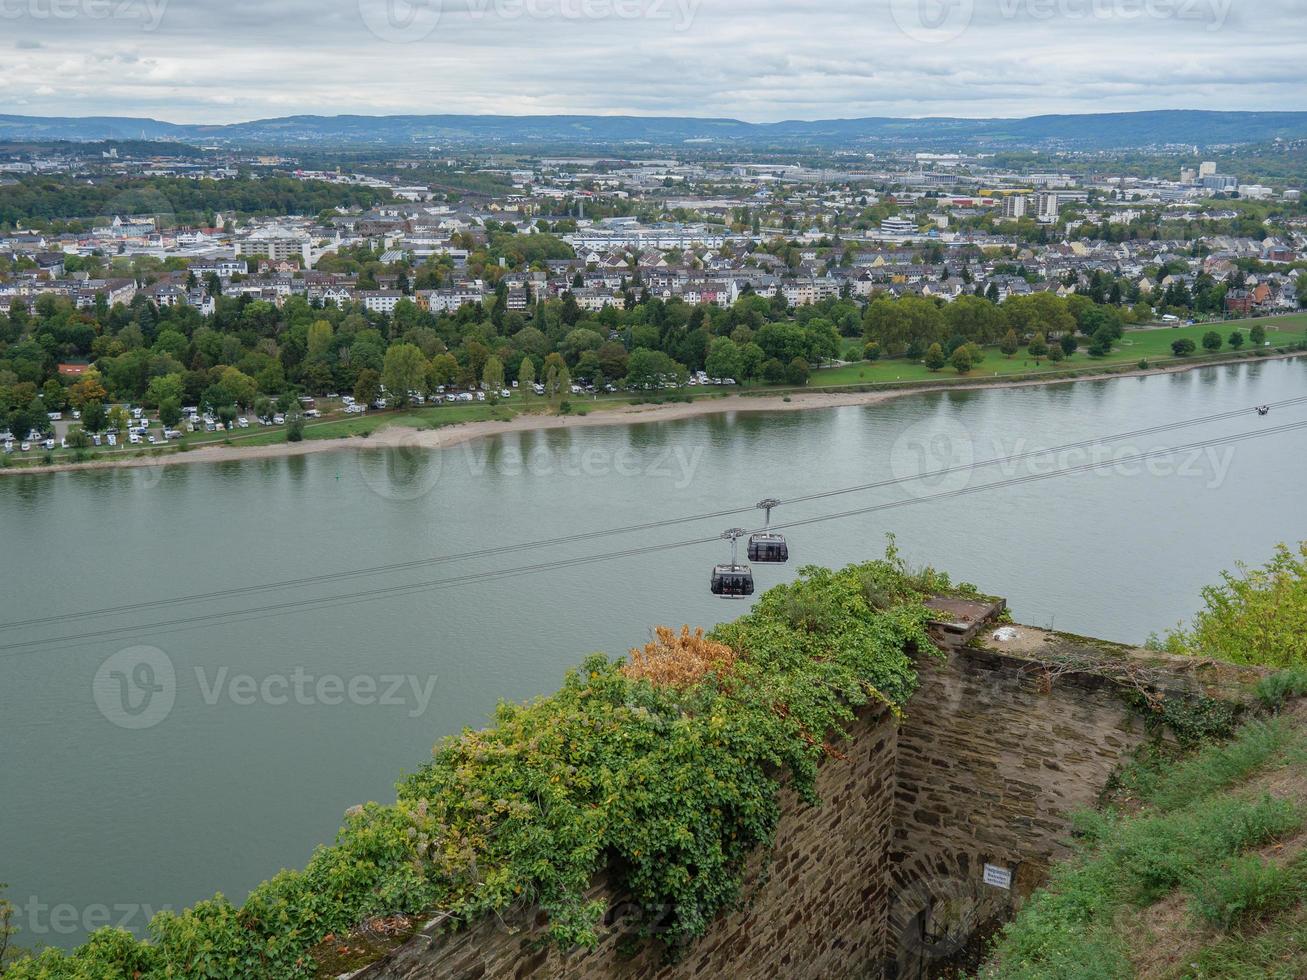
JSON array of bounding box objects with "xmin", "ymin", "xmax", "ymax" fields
[{"xmin": 6, "ymin": 351, "xmax": 1302, "ymax": 477}]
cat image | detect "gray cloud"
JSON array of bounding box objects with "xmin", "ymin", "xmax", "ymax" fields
[{"xmin": 0, "ymin": 0, "xmax": 1299, "ymax": 122}]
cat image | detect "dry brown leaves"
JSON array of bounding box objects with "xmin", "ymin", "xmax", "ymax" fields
[{"xmin": 624, "ymin": 625, "xmax": 737, "ymax": 688}]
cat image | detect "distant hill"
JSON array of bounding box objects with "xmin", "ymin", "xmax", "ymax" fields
[{"xmin": 2, "ymin": 109, "xmax": 1306, "ymax": 150}]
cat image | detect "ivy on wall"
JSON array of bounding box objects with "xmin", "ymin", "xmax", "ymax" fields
[{"xmin": 5, "ymin": 554, "xmax": 948, "ymax": 979}]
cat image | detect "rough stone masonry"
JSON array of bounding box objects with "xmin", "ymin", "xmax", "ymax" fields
[{"xmin": 353, "ymin": 598, "xmax": 1266, "ymax": 980}]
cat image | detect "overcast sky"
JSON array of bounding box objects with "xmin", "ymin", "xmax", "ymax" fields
[{"xmin": 1, "ymin": 0, "xmax": 1301, "ymax": 122}]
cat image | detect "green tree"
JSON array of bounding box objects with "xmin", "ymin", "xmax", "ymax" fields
[
  {"xmin": 218, "ymin": 367, "xmax": 257, "ymax": 409},
  {"xmin": 145, "ymin": 373, "xmax": 184, "ymax": 409},
  {"xmin": 999, "ymin": 329, "xmax": 1019, "ymax": 358},
  {"xmin": 624, "ymin": 348, "xmax": 682, "ymax": 389},
  {"xmin": 482, "ymin": 355, "xmax": 506, "ymax": 394},
  {"xmin": 950, "ymin": 345, "xmax": 975, "ymax": 374},
  {"xmin": 704, "ymin": 337, "xmax": 743, "ymax": 382},
  {"xmin": 81, "ymin": 400, "xmax": 108, "ymax": 433},
  {"xmin": 1171, "ymin": 338, "xmax": 1197, "ymax": 356},
  {"xmin": 517, "ymin": 357, "xmax": 536, "ymax": 398},
  {"xmin": 1202, "ymin": 330, "xmax": 1223, "ymax": 352},
  {"xmin": 1229, "ymin": 330, "xmax": 1245, "ymax": 349},
  {"xmin": 923, "ymin": 343, "xmax": 947, "ymax": 372},
  {"xmin": 354, "ymin": 368, "xmax": 382, "ymax": 406},
  {"xmin": 1087, "ymin": 327, "xmax": 1114, "ymax": 358},
  {"xmin": 785, "ymin": 357, "xmax": 810, "ymax": 386},
  {"xmin": 382, "ymin": 343, "xmax": 428, "ymax": 407},
  {"xmin": 429, "ymin": 353, "xmax": 459, "ymax": 389},
  {"xmin": 545, "ymin": 362, "xmax": 572, "ymax": 399},
  {"xmin": 1250, "ymin": 324, "xmax": 1267, "ymax": 347},
  {"xmin": 1028, "ymin": 333, "xmax": 1049, "ymax": 362},
  {"xmin": 596, "ymin": 341, "xmax": 630, "ymax": 381},
  {"xmin": 306, "ymin": 319, "xmax": 335, "ymax": 361},
  {"xmin": 158, "ymin": 398, "xmax": 182, "ymax": 428}
]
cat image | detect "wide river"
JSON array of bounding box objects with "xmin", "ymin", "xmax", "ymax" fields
[{"xmin": 2, "ymin": 358, "xmax": 1305, "ymax": 948}]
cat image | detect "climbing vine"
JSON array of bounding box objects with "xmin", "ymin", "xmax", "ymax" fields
[{"xmin": 3, "ymin": 555, "xmax": 941, "ymax": 979}]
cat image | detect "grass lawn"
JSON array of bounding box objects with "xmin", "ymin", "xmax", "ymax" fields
[
  {"xmin": 980, "ymin": 685, "xmax": 1307, "ymax": 980},
  {"xmin": 815, "ymin": 314, "xmax": 1307, "ymax": 389}
]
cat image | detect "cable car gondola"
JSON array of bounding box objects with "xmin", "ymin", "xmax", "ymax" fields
[
  {"xmin": 711, "ymin": 528, "xmax": 755, "ymax": 598},
  {"xmin": 1257, "ymin": 405, "xmax": 1271, "ymax": 417},
  {"xmin": 747, "ymin": 498, "xmax": 789, "ymax": 564}
]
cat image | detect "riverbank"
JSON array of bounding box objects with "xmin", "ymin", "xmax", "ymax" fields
[{"xmin": 6, "ymin": 348, "xmax": 1305, "ymax": 477}]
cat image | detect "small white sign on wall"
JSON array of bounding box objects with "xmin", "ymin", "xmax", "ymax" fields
[{"xmin": 983, "ymin": 864, "xmax": 1013, "ymax": 890}]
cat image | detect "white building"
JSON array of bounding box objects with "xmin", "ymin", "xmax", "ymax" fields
[{"xmin": 359, "ymin": 290, "xmax": 405, "ymax": 314}]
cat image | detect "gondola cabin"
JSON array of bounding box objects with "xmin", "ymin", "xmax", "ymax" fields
[
  {"xmin": 747, "ymin": 531, "xmax": 789, "ymax": 564},
  {"xmin": 711, "ymin": 563, "xmax": 755, "ymax": 597}
]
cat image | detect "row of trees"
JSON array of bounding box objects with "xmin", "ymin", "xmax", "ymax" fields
[
  {"xmin": 0, "ymin": 287, "xmax": 852, "ymax": 436},
  {"xmin": 861, "ymin": 291, "xmax": 1131, "ymax": 360}
]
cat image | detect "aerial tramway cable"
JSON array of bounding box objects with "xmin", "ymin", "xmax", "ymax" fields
[
  {"xmin": 3, "ymin": 416, "xmax": 1303, "ymax": 655},
  {"xmin": 1, "ymin": 396, "xmax": 1301, "ymax": 635}
]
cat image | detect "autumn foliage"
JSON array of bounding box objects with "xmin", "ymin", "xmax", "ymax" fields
[{"xmin": 624, "ymin": 625, "xmax": 737, "ymax": 688}]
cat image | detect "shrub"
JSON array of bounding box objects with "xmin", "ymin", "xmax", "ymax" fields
[
  {"xmin": 1256, "ymin": 669, "xmax": 1307, "ymax": 711},
  {"xmin": 1166, "ymin": 543, "xmax": 1307, "ymax": 669},
  {"xmin": 1189, "ymin": 855, "xmax": 1300, "ymax": 931}
]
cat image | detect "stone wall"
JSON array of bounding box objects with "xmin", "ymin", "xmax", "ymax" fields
[
  {"xmin": 354, "ymin": 612, "xmax": 1265, "ymax": 980},
  {"xmin": 358, "ymin": 705, "xmax": 899, "ymax": 980},
  {"xmin": 885, "ymin": 625, "xmax": 1266, "ymax": 978}
]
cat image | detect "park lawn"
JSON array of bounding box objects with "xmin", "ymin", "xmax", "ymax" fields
[{"xmin": 812, "ymin": 314, "xmax": 1307, "ymax": 389}]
